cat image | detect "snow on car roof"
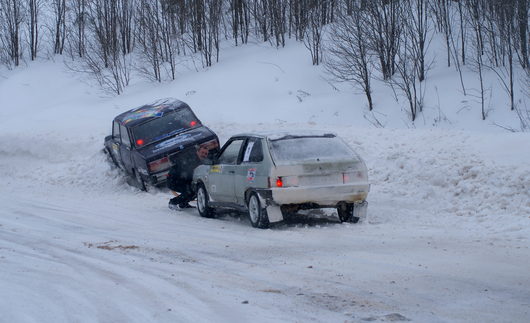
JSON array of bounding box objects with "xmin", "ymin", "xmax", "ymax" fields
[
  {"xmin": 233, "ymin": 130, "xmax": 337, "ymax": 140},
  {"xmin": 114, "ymin": 98, "xmax": 189, "ymax": 127}
]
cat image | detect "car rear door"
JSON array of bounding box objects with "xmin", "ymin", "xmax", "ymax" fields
[{"xmin": 207, "ymin": 138, "xmax": 245, "ymax": 203}]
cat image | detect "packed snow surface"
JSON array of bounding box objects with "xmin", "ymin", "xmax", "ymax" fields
[{"xmin": 1, "ymin": 41, "xmax": 529, "ymax": 322}]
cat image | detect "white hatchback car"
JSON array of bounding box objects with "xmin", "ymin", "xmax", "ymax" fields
[{"xmin": 192, "ymin": 131, "xmax": 370, "ymax": 228}]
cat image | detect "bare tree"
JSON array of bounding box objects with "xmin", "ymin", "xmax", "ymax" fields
[
  {"xmin": 52, "ymin": 0, "xmax": 66, "ymax": 55},
  {"xmin": 159, "ymin": 0, "xmax": 184, "ymax": 80},
  {"xmin": 230, "ymin": 0, "xmax": 250, "ymax": 45},
  {"xmin": 516, "ymin": 0, "xmax": 528, "ymax": 68},
  {"xmin": 391, "ymin": 30, "xmax": 423, "ymax": 122},
  {"xmin": 431, "ymin": 0, "xmax": 451, "ymax": 67},
  {"xmin": 118, "ymin": 0, "xmax": 134, "ymax": 55},
  {"xmin": 364, "ymin": 0, "xmax": 402, "ymax": 80},
  {"xmin": 326, "ymin": 5, "xmax": 374, "ymax": 110},
  {"xmin": 402, "ymin": 0, "xmax": 430, "ymax": 82},
  {"xmin": 69, "ymin": 0, "xmax": 87, "ymax": 58},
  {"xmin": 189, "ymin": 0, "xmax": 205, "ymax": 51},
  {"xmin": 0, "ymin": 0, "xmax": 23, "ymax": 66},
  {"xmin": 136, "ymin": 0, "xmax": 163, "ymax": 81},
  {"xmin": 515, "ymin": 68, "xmax": 530, "ymax": 130},
  {"xmin": 466, "ymin": 0, "xmax": 487, "ymax": 120},
  {"xmin": 207, "ymin": 0, "xmax": 223, "ymax": 64},
  {"xmin": 448, "ymin": 0, "xmax": 467, "ymax": 95},
  {"xmin": 72, "ymin": 0, "xmax": 130, "ymax": 94},
  {"xmin": 431, "ymin": 0, "xmax": 467, "ymax": 95},
  {"xmin": 485, "ymin": 0, "xmax": 518, "ymax": 111},
  {"xmin": 269, "ymin": 0, "xmax": 287, "ymax": 47},
  {"xmin": 304, "ymin": 2, "xmax": 322, "ymax": 65},
  {"xmin": 28, "ymin": 0, "xmax": 40, "ymax": 60},
  {"xmin": 197, "ymin": 0, "xmax": 223, "ymax": 66},
  {"xmin": 250, "ymin": 0, "xmax": 269, "ymax": 42},
  {"xmin": 288, "ymin": 0, "xmax": 306, "ymax": 40}
]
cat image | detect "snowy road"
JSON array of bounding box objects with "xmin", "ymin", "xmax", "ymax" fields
[
  {"xmin": 1, "ymin": 189, "xmax": 528, "ymax": 322},
  {"xmin": 1, "ymin": 124, "xmax": 529, "ymax": 323}
]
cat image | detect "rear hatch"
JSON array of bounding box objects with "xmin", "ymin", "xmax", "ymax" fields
[
  {"xmin": 137, "ymin": 126, "xmax": 215, "ymax": 159},
  {"xmin": 268, "ymin": 135, "xmax": 368, "ymax": 187}
]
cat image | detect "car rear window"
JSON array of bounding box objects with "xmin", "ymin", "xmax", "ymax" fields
[
  {"xmin": 132, "ymin": 108, "xmax": 198, "ymax": 146},
  {"xmin": 269, "ymin": 136, "xmax": 356, "ymax": 162}
]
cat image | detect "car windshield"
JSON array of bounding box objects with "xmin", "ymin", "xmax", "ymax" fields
[
  {"xmin": 269, "ymin": 136, "xmax": 356, "ymax": 162},
  {"xmin": 132, "ymin": 108, "xmax": 198, "ymax": 146}
]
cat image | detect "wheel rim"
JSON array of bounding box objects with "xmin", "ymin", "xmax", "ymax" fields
[
  {"xmin": 197, "ymin": 187, "xmax": 206, "ymax": 213},
  {"xmin": 249, "ymin": 195, "xmax": 260, "ymax": 223}
]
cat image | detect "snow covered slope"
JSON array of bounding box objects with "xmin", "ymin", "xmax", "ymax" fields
[{"xmin": 0, "ymin": 41, "xmax": 529, "ymax": 322}]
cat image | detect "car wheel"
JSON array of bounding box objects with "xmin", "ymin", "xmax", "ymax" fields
[
  {"xmin": 337, "ymin": 203, "xmax": 360, "ymax": 223},
  {"xmin": 247, "ymin": 192, "xmax": 270, "ymax": 229},
  {"xmin": 197, "ymin": 184, "xmax": 214, "ymax": 218}
]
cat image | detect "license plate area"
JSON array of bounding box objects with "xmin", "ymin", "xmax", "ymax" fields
[{"xmin": 298, "ymin": 174, "xmax": 342, "ymax": 186}]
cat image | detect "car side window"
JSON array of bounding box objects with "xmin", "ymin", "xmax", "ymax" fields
[
  {"xmin": 217, "ymin": 139, "xmax": 244, "ymax": 165},
  {"xmin": 242, "ymin": 138, "xmax": 263, "ymax": 163},
  {"xmin": 112, "ymin": 121, "xmax": 121, "ymax": 141},
  {"xmin": 120, "ymin": 124, "xmax": 131, "ymax": 147}
]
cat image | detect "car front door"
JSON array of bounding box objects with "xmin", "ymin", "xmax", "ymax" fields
[
  {"xmin": 208, "ymin": 138, "xmax": 245, "ymax": 203},
  {"xmin": 110, "ymin": 121, "xmax": 125, "ymax": 169},
  {"xmin": 118, "ymin": 124, "xmax": 134, "ymax": 173},
  {"xmin": 234, "ymin": 137, "xmax": 268, "ymax": 205}
]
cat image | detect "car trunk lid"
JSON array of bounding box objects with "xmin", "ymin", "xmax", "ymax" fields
[{"xmin": 136, "ymin": 126, "xmax": 216, "ymax": 161}]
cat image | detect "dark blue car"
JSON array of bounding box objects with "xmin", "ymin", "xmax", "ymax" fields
[{"xmin": 104, "ymin": 98, "xmax": 219, "ymax": 190}]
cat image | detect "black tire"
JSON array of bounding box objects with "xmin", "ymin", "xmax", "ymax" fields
[
  {"xmin": 247, "ymin": 192, "xmax": 270, "ymax": 229},
  {"xmin": 337, "ymin": 203, "xmax": 360, "ymax": 223},
  {"xmin": 196, "ymin": 183, "xmax": 215, "ymax": 218}
]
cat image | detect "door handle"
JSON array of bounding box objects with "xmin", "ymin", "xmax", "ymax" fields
[{"xmin": 229, "ymin": 170, "xmax": 235, "ymax": 174}]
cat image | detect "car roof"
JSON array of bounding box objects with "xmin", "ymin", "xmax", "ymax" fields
[
  {"xmin": 114, "ymin": 98, "xmax": 190, "ymax": 128},
  {"xmin": 231, "ymin": 130, "xmax": 337, "ymax": 140}
]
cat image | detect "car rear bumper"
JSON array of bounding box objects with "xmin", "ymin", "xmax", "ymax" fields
[
  {"xmin": 147, "ymin": 169, "xmax": 169, "ymax": 186},
  {"xmin": 270, "ymin": 183, "xmax": 370, "ymax": 206}
]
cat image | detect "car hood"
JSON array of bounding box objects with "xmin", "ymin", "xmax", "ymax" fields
[{"xmin": 136, "ymin": 126, "xmax": 215, "ymax": 160}]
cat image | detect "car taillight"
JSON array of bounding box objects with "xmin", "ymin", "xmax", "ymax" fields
[
  {"xmin": 268, "ymin": 177, "xmax": 284, "ymax": 188},
  {"xmin": 136, "ymin": 139, "xmax": 144, "ymax": 146},
  {"xmin": 148, "ymin": 156, "xmax": 170, "ymax": 173},
  {"xmin": 276, "ymin": 178, "xmax": 283, "ymax": 187},
  {"xmin": 190, "ymin": 120, "xmax": 198, "ymax": 127}
]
